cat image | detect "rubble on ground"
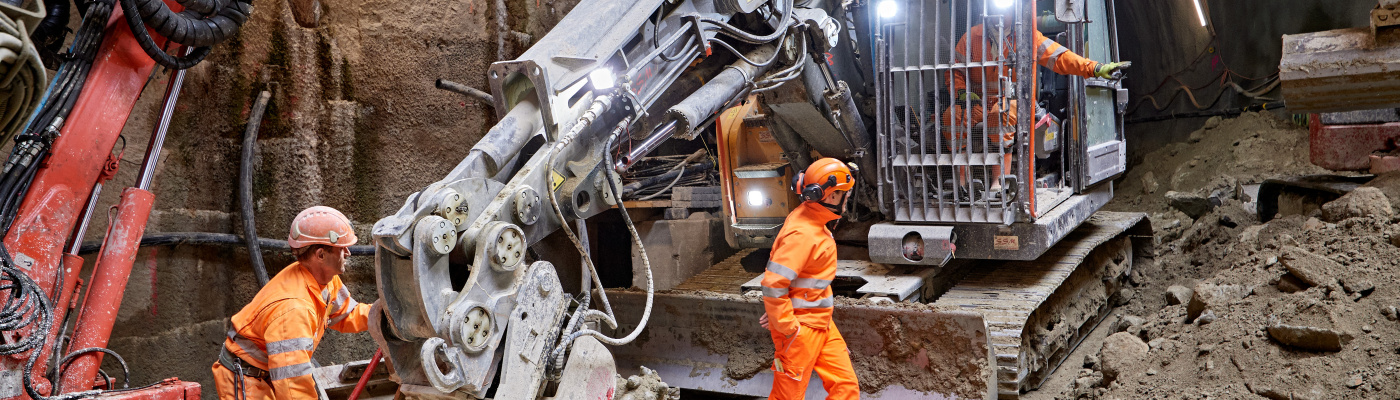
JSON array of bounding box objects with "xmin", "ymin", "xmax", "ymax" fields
[
  {"xmin": 1322, "ymin": 186, "xmax": 1393, "ymax": 222},
  {"xmin": 1039, "ymin": 113, "xmax": 1400, "ymax": 399}
]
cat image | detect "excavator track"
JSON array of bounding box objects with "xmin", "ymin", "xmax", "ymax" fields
[{"xmin": 933, "ymin": 211, "xmax": 1150, "ymax": 399}]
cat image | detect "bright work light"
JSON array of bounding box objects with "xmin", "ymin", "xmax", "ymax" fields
[
  {"xmin": 878, "ymin": 1, "xmax": 897, "ymax": 19},
  {"xmin": 590, "ymin": 68, "xmax": 616, "ymax": 90},
  {"xmin": 747, "ymin": 190, "xmax": 764, "ymax": 206}
]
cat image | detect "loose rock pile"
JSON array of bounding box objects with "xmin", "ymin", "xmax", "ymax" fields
[{"xmin": 1051, "ymin": 113, "xmax": 1400, "ymax": 399}]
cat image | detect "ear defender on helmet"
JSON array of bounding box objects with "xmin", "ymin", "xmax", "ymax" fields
[
  {"xmin": 795, "ymin": 158, "xmax": 856, "ymax": 204},
  {"xmin": 801, "ymin": 174, "xmax": 838, "ymax": 202}
]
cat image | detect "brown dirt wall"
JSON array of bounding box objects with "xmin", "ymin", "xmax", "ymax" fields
[{"xmin": 65, "ymin": 0, "xmax": 582, "ymax": 397}]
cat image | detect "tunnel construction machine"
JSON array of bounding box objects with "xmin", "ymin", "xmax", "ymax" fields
[
  {"xmin": 1259, "ymin": 0, "xmax": 1400, "ymax": 221},
  {"xmin": 368, "ymin": 0, "xmax": 1149, "ymax": 399}
]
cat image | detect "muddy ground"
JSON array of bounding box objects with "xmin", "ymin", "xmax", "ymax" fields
[{"xmin": 1029, "ymin": 113, "xmax": 1400, "ymax": 399}]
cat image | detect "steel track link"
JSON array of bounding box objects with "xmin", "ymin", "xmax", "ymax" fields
[{"xmin": 933, "ymin": 211, "xmax": 1149, "ymax": 399}]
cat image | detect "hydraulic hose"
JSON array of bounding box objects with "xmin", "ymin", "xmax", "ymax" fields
[
  {"xmin": 240, "ymin": 90, "xmax": 272, "ymax": 286},
  {"xmin": 698, "ymin": 0, "xmax": 795, "ymax": 45},
  {"xmin": 77, "ymin": 232, "xmax": 377, "ymax": 256},
  {"xmin": 544, "ymin": 96, "xmax": 620, "ymax": 324},
  {"xmin": 547, "ymin": 122, "xmax": 654, "ymax": 364},
  {"xmin": 116, "ymin": 0, "xmax": 214, "ymax": 70},
  {"xmin": 30, "ymin": 0, "xmax": 69, "ymax": 67}
]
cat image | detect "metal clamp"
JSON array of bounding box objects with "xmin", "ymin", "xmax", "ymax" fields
[{"xmin": 420, "ymin": 337, "xmax": 466, "ymax": 393}]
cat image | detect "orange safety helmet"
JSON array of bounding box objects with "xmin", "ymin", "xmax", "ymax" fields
[
  {"xmin": 796, "ymin": 158, "xmax": 855, "ymax": 202},
  {"xmin": 288, "ymin": 206, "xmax": 358, "ymax": 248}
]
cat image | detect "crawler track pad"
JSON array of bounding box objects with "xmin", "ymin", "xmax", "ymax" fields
[{"xmin": 605, "ymin": 291, "xmax": 995, "ymax": 399}]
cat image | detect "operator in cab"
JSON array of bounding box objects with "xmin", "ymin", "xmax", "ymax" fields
[
  {"xmin": 758, "ymin": 158, "xmax": 860, "ymax": 400},
  {"xmin": 212, "ymin": 206, "xmax": 371, "ymax": 400},
  {"xmin": 941, "ymin": 10, "xmax": 1130, "ymax": 196}
]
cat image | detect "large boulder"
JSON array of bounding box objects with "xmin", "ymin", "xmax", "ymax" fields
[
  {"xmin": 1321, "ymin": 187, "xmax": 1393, "ymax": 222},
  {"xmin": 1165, "ymin": 285, "xmax": 1193, "ymax": 306},
  {"xmin": 1187, "ymin": 282, "xmax": 1250, "ymax": 321},
  {"xmin": 1267, "ymin": 322, "xmax": 1352, "ymax": 352},
  {"xmin": 1099, "ymin": 332, "xmax": 1148, "ymax": 384},
  {"xmin": 1279, "ymin": 247, "xmax": 1340, "ymax": 288},
  {"xmin": 1165, "ymin": 191, "xmax": 1216, "ymax": 219}
]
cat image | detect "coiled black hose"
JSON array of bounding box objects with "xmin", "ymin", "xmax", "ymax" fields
[
  {"xmin": 116, "ymin": 0, "xmax": 212, "ymax": 70},
  {"xmin": 172, "ymin": 0, "xmax": 226, "ymax": 17},
  {"xmin": 132, "ymin": 0, "xmax": 249, "ymax": 47},
  {"xmin": 30, "ymin": 0, "xmax": 70, "ymax": 68},
  {"xmin": 117, "ymin": 0, "xmax": 253, "ymax": 69}
]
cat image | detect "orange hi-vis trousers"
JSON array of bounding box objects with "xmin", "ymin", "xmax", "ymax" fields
[
  {"xmin": 941, "ymin": 98, "xmax": 1016, "ymax": 188},
  {"xmin": 769, "ymin": 322, "xmax": 859, "ymax": 400},
  {"xmin": 762, "ymin": 202, "xmax": 859, "ymax": 399}
]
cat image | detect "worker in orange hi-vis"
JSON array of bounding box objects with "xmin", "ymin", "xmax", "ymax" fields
[
  {"xmin": 759, "ymin": 158, "xmax": 860, "ymax": 400},
  {"xmin": 940, "ymin": 20, "xmax": 1130, "ymax": 193},
  {"xmin": 212, "ymin": 206, "xmax": 371, "ymax": 400}
]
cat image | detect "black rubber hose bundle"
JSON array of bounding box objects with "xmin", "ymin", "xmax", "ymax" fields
[
  {"xmin": 135, "ymin": 0, "xmax": 249, "ymax": 47},
  {"xmin": 30, "ymin": 0, "xmax": 70, "ymax": 68},
  {"xmin": 118, "ymin": 0, "xmax": 252, "ymax": 69}
]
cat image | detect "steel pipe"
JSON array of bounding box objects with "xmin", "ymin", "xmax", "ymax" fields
[
  {"xmin": 435, "ymin": 79, "xmax": 495, "ymax": 106},
  {"xmin": 615, "ymin": 43, "xmax": 779, "ymax": 173},
  {"xmin": 615, "ymin": 119, "xmax": 677, "ymax": 172},
  {"xmin": 136, "ymin": 53, "xmax": 188, "ymax": 190}
]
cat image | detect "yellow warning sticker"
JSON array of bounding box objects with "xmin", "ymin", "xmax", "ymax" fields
[{"xmin": 550, "ymin": 170, "xmax": 565, "ymax": 191}]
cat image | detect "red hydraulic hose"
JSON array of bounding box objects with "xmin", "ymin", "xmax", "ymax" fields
[{"xmin": 347, "ymin": 348, "xmax": 383, "ymax": 400}]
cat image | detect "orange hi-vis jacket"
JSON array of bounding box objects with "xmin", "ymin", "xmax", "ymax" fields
[
  {"xmin": 222, "ymin": 262, "xmax": 370, "ymax": 399},
  {"xmin": 762, "ymin": 201, "xmax": 841, "ymax": 336},
  {"xmin": 951, "ymin": 23, "xmax": 1100, "ymax": 98}
]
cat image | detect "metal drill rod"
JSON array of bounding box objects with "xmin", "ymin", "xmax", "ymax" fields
[
  {"xmin": 66, "ymin": 182, "xmax": 103, "ymax": 255},
  {"xmin": 615, "ymin": 119, "xmax": 678, "ymax": 173},
  {"xmin": 135, "ymin": 48, "xmax": 191, "ymax": 190}
]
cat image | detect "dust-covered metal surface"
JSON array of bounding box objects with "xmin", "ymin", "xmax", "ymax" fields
[
  {"xmin": 605, "ymin": 291, "xmax": 994, "ymax": 399},
  {"xmin": 1280, "ymin": 27, "xmax": 1400, "ymax": 113},
  {"xmin": 1308, "ymin": 113, "xmax": 1400, "ymax": 171}
]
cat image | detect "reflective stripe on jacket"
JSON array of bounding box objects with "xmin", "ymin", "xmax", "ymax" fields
[
  {"xmin": 762, "ymin": 201, "xmax": 842, "ymax": 337},
  {"xmin": 223, "ymin": 262, "xmax": 371, "ymax": 400}
]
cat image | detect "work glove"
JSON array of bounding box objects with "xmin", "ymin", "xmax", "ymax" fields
[
  {"xmin": 1095, "ymin": 61, "xmax": 1132, "ymax": 79},
  {"xmin": 957, "ymin": 90, "xmax": 981, "ymax": 102}
]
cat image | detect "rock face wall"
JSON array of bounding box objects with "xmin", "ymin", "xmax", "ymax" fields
[{"xmin": 76, "ymin": 0, "xmax": 579, "ymax": 396}]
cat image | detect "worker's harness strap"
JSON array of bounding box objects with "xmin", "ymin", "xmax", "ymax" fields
[{"xmin": 219, "ymin": 346, "xmax": 271, "ymax": 379}]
